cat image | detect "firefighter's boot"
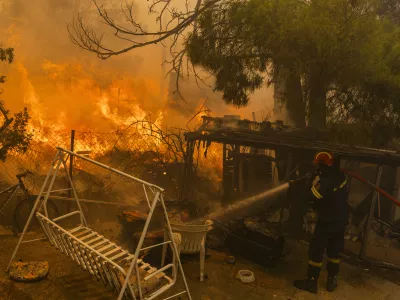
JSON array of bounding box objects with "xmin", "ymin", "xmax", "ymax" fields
[
  {"xmin": 327, "ymin": 276, "xmax": 338, "ymax": 292},
  {"xmin": 293, "ymin": 265, "xmax": 320, "ymax": 294},
  {"xmin": 327, "ymin": 259, "xmax": 339, "ymax": 292}
]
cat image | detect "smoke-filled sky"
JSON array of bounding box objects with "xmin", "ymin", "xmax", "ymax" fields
[{"xmin": 0, "ymin": 0, "xmax": 274, "ymax": 133}]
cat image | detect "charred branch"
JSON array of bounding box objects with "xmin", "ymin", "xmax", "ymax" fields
[{"xmin": 68, "ymin": 0, "xmax": 224, "ymax": 97}]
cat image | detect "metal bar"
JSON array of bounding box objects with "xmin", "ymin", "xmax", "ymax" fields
[
  {"xmin": 91, "ymin": 239, "xmax": 108, "ymax": 249},
  {"xmin": 61, "ymin": 235, "xmax": 79, "ymax": 264},
  {"xmin": 143, "ymin": 184, "xmax": 151, "ymax": 208},
  {"xmin": 21, "ymin": 237, "xmax": 47, "ymax": 244},
  {"xmin": 6, "ymin": 150, "xmax": 61, "ymax": 272},
  {"xmin": 44, "ymin": 195, "xmax": 148, "ymax": 207},
  {"xmin": 161, "ymin": 291, "xmax": 187, "ymax": 300},
  {"xmin": 58, "ymin": 230, "xmax": 74, "ymax": 257},
  {"xmin": 69, "ymin": 226, "xmax": 84, "ymax": 234},
  {"xmin": 144, "ymin": 264, "xmax": 174, "ymax": 281},
  {"xmin": 117, "ymin": 192, "xmax": 160, "ymax": 300},
  {"xmin": 147, "ymin": 282, "xmax": 175, "ymax": 300},
  {"xmin": 56, "ymin": 147, "xmax": 164, "ymax": 191},
  {"xmin": 59, "ymin": 233, "xmax": 76, "ymax": 261},
  {"xmin": 50, "ymin": 188, "xmax": 72, "ymax": 194},
  {"xmin": 360, "ymin": 165, "xmax": 383, "ymax": 259},
  {"xmin": 97, "ymin": 243, "xmax": 114, "ymax": 253},
  {"xmin": 86, "ymin": 236, "xmax": 104, "ymax": 245},
  {"xmin": 135, "ymin": 263, "xmax": 143, "ymax": 299},
  {"xmin": 68, "ymin": 130, "xmax": 75, "ymax": 199},
  {"xmin": 74, "ymin": 228, "xmax": 91, "ymax": 238},
  {"xmin": 159, "ymin": 193, "xmax": 192, "ymax": 300},
  {"xmin": 53, "ymin": 210, "xmax": 81, "ymax": 222},
  {"xmin": 0, "ymin": 184, "xmax": 19, "ymax": 194},
  {"xmin": 60, "ymin": 157, "xmax": 88, "ymax": 227},
  {"xmin": 140, "ymin": 241, "xmax": 171, "ymax": 252},
  {"xmin": 41, "ymin": 157, "xmax": 63, "ymax": 217},
  {"xmin": 80, "ymin": 232, "xmax": 98, "ymax": 241},
  {"xmin": 0, "ymin": 185, "xmax": 20, "ymax": 215},
  {"xmin": 103, "ymin": 247, "xmax": 120, "ymax": 257},
  {"xmin": 37, "ymin": 214, "xmax": 54, "ymax": 246},
  {"xmin": 109, "ymin": 252, "xmax": 128, "ymax": 261}
]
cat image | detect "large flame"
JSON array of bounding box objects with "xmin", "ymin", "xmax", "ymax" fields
[
  {"xmin": 2, "ymin": 53, "xmax": 223, "ymax": 187},
  {"xmin": 1, "ymin": 5, "xmax": 275, "ymax": 190}
]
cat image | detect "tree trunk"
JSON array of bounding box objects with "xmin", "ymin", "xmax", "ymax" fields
[
  {"xmin": 285, "ymin": 72, "xmax": 306, "ymax": 128},
  {"xmin": 308, "ymin": 74, "xmax": 327, "ymax": 129},
  {"xmin": 273, "ymin": 66, "xmax": 305, "ymax": 128}
]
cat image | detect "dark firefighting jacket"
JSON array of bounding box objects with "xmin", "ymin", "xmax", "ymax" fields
[{"xmin": 310, "ymin": 170, "xmax": 349, "ymax": 227}]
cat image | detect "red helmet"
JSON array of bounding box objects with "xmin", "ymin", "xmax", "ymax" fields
[{"xmin": 313, "ymin": 152, "xmax": 334, "ymax": 167}]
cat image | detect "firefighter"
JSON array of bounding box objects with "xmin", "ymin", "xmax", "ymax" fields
[{"xmin": 293, "ymin": 151, "xmax": 349, "ymax": 294}]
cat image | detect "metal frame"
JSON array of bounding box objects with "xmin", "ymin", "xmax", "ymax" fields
[
  {"xmin": 360, "ymin": 165, "xmax": 383, "ymax": 260},
  {"xmin": 6, "ymin": 147, "xmax": 192, "ymax": 300}
]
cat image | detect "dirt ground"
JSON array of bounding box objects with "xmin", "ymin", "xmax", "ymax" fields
[{"xmin": 0, "ymin": 224, "xmax": 400, "ymax": 300}]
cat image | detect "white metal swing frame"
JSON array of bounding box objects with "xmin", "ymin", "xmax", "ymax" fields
[{"xmin": 6, "ymin": 147, "xmax": 192, "ymax": 300}]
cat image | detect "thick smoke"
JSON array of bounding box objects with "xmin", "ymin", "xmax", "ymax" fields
[{"xmin": 0, "ymin": 0, "xmax": 273, "ymax": 132}]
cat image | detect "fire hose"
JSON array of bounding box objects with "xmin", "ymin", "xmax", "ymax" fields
[
  {"xmin": 289, "ymin": 169, "xmax": 400, "ymax": 208},
  {"xmin": 340, "ymin": 169, "xmax": 400, "ymax": 208}
]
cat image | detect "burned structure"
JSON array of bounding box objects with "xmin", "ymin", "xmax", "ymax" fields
[{"xmin": 183, "ymin": 115, "xmax": 400, "ymax": 269}]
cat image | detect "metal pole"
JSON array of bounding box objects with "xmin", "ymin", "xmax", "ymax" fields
[
  {"xmin": 57, "ymin": 147, "xmax": 163, "ymax": 191},
  {"xmin": 117, "ymin": 192, "xmax": 161, "ymax": 300},
  {"xmin": 68, "ymin": 130, "xmax": 75, "ymax": 199},
  {"xmin": 360, "ymin": 165, "xmax": 383, "ymax": 260},
  {"xmin": 7, "ymin": 150, "xmax": 61, "ymax": 271},
  {"xmin": 159, "ymin": 193, "xmax": 192, "ymax": 300},
  {"xmin": 60, "ymin": 157, "xmax": 88, "ymax": 227}
]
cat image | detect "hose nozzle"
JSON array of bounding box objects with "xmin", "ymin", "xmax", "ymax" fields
[{"xmin": 288, "ymin": 173, "xmax": 312, "ymax": 186}]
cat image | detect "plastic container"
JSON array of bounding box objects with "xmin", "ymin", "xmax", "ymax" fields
[{"xmin": 236, "ymin": 270, "xmax": 255, "ymax": 283}]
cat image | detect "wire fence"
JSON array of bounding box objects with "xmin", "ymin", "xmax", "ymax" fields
[{"xmin": 0, "ymin": 127, "xmax": 223, "ymax": 200}]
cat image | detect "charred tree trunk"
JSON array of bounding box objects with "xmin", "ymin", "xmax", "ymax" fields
[
  {"xmin": 285, "ymin": 72, "xmax": 306, "ymax": 128},
  {"xmin": 274, "ymin": 66, "xmax": 305, "ymax": 128}
]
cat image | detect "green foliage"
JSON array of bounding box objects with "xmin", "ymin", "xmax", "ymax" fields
[
  {"xmin": 0, "ymin": 46, "xmax": 32, "ymax": 160},
  {"xmin": 0, "ymin": 108, "xmax": 32, "ymax": 161},
  {"xmin": 187, "ymin": 0, "xmax": 400, "ymax": 137},
  {"xmin": 0, "ymin": 47, "xmax": 14, "ymax": 84},
  {"xmin": 187, "ymin": 0, "xmax": 274, "ymax": 106}
]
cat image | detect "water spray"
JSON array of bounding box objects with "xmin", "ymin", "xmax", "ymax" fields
[{"xmin": 198, "ymin": 174, "xmax": 311, "ymax": 223}]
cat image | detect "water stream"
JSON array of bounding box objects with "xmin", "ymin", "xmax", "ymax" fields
[{"xmin": 196, "ymin": 182, "xmax": 290, "ymax": 223}]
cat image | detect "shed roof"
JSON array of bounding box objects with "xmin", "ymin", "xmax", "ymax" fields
[{"xmin": 185, "ymin": 117, "xmax": 400, "ymax": 166}]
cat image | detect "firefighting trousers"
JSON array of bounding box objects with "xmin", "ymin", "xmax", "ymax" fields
[{"xmin": 307, "ymin": 222, "xmax": 345, "ymax": 279}]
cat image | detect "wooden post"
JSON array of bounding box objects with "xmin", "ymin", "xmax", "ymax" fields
[
  {"xmin": 279, "ymin": 152, "xmax": 293, "ymax": 233},
  {"xmin": 222, "ymin": 143, "xmax": 228, "ymax": 204},
  {"xmin": 180, "ymin": 141, "xmax": 194, "ymax": 201},
  {"xmin": 68, "ymin": 130, "xmax": 75, "ymax": 199},
  {"xmin": 360, "ymin": 165, "xmax": 383, "ymax": 260},
  {"xmin": 390, "ymin": 167, "xmax": 400, "ymax": 222},
  {"xmin": 238, "ymin": 160, "xmax": 244, "ymax": 194}
]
